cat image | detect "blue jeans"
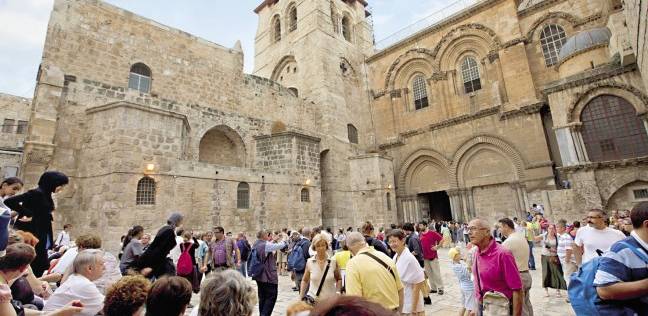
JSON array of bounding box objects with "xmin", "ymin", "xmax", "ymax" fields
[
  {"xmin": 239, "ymin": 261, "xmax": 248, "ymax": 278},
  {"xmin": 528, "ymin": 240, "xmax": 536, "ymax": 269}
]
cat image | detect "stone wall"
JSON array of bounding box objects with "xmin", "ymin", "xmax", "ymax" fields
[
  {"xmin": 624, "ymin": 0, "xmax": 648, "ymax": 90},
  {"xmin": 0, "ymin": 93, "xmax": 30, "ymax": 178}
]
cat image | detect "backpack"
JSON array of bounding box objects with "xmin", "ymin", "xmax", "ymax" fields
[
  {"xmin": 176, "ymin": 243, "xmax": 194, "ymax": 276},
  {"xmin": 247, "ymin": 243, "xmax": 267, "ymax": 279},
  {"xmin": 287, "ymin": 239, "xmax": 307, "ymax": 272},
  {"xmin": 568, "ymin": 241, "xmax": 648, "ymax": 316}
]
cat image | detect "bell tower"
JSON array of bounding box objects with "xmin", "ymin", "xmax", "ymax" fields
[{"xmin": 253, "ymin": 0, "xmax": 396, "ymax": 229}]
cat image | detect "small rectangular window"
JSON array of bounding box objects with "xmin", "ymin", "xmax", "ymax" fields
[
  {"xmin": 2, "ymin": 119, "xmax": 14, "ymax": 133},
  {"xmin": 16, "ymin": 121, "xmax": 28, "ymax": 134},
  {"xmin": 633, "ymin": 189, "xmax": 648, "ymax": 199}
]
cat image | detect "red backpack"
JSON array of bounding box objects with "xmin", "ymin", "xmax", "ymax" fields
[{"xmin": 177, "ymin": 243, "xmax": 193, "ymax": 276}]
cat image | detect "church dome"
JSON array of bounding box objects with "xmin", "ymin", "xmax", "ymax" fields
[{"xmin": 557, "ymin": 27, "xmax": 611, "ymax": 64}]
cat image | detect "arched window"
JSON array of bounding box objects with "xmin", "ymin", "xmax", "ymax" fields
[
  {"xmin": 272, "ymin": 15, "xmax": 282, "ymax": 43},
  {"xmin": 289, "ymin": 6, "xmax": 297, "ymax": 32},
  {"xmin": 581, "ymin": 95, "xmax": 648, "ymax": 162},
  {"xmin": 412, "ymin": 74, "xmax": 429, "ymax": 110},
  {"xmin": 128, "ymin": 63, "xmax": 151, "ymax": 93},
  {"xmin": 540, "ymin": 25, "xmax": 567, "ymax": 67},
  {"xmin": 288, "ymin": 87, "xmax": 299, "ymax": 97},
  {"xmin": 301, "ymin": 188, "xmax": 310, "ymax": 202},
  {"xmin": 461, "ymin": 56, "xmax": 481, "ymax": 94},
  {"xmin": 342, "ymin": 16, "xmax": 351, "ymax": 42},
  {"xmin": 347, "ymin": 124, "xmax": 358, "ymax": 144},
  {"xmin": 237, "ymin": 182, "xmax": 250, "ymax": 209},
  {"xmin": 136, "ymin": 176, "xmax": 156, "ymax": 205},
  {"xmin": 386, "ymin": 192, "xmax": 392, "ymax": 210}
]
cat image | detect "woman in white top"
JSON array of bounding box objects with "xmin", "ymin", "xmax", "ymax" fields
[
  {"xmin": 300, "ymin": 233, "xmax": 341, "ymax": 303},
  {"xmin": 387, "ymin": 229, "xmax": 425, "ymax": 315}
]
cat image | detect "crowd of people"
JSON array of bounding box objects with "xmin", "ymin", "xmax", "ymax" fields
[{"xmin": 0, "ymin": 171, "xmax": 647, "ymax": 316}]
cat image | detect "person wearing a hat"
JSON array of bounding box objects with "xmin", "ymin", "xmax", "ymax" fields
[
  {"xmin": 136, "ymin": 212, "xmax": 184, "ymax": 278},
  {"xmin": 449, "ymin": 247, "xmax": 476, "ymax": 316}
]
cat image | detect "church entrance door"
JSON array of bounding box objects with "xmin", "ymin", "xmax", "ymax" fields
[{"xmin": 418, "ymin": 191, "xmax": 452, "ymax": 221}]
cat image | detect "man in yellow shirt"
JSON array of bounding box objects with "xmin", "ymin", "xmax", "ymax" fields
[
  {"xmin": 345, "ymin": 232, "xmax": 404, "ymax": 312},
  {"xmin": 524, "ymin": 220, "xmax": 538, "ymax": 270}
]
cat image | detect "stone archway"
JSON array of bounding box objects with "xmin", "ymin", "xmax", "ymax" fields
[
  {"xmin": 198, "ymin": 125, "xmax": 246, "ymax": 167},
  {"xmin": 451, "ymin": 136, "xmax": 528, "ymax": 220},
  {"xmin": 606, "ymin": 180, "xmax": 648, "ymax": 211}
]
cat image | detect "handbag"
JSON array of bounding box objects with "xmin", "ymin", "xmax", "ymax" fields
[
  {"xmin": 302, "ymin": 259, "xmax": 331, "ymax": 306},
  {"xmin": 476, "ymin": 256, "xmax": 511, "ymax": 316}
]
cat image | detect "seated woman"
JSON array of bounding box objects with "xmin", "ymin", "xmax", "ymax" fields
[
  {"xmin": 192, "ymin": 270, "xmax": 255, "ymax": 316},
  {"xmin": 103, "ymin": 275, "xmax": 150, "ymax": 316},
  {"xmin": 0, "ymin": 243, "xmax": 84, "ymax": 316},
  {"xmin": 145, "ymin": 276, "xmax": 193, "ymax": 316}
]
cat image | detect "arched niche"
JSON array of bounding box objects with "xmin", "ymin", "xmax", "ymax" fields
[{"xmin": 198, "ymin": 125, "xmax": 246, "ymax": 167}]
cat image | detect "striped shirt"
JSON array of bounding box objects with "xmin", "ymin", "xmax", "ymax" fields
[
  {"xmin": 593, "ymin": 232, "xmax": 648, "ymax": 315},
  {"xmin": 450, "ymin": 261, "xmax": 474, "ymax": 292},
  {"xmin": 557, "ymin": 232, "xmax": 575, "ymax": 264}
]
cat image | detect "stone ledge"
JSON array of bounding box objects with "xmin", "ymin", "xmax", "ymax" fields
[
  {"xmin": 85, "ymin": 101, "xmax": 191, "ymax": 132},
  {"xmin": 557, "ymin": 156, "xmax": 648, "ymax": 172},
  {"xmin": 542, "ymin": 62, "xmax": 636, "ymax": 94},
  {"xmin": 253, "ymin": 131, "xmax": 320, "ymax": 142}
]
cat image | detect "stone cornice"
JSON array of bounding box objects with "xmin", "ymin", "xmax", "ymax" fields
[
  {"xmin": 518, "ymin": 0, "xmax": 567, "ymax": 17},
  {"xmin": 253, "ymin": 131, "xmax": 320, "ymax": 142},
  {"xmin": 558, "ymin": 156, "xmax": 648, "ymax": 172},
  {"xmin": 498, "ymin": 101, "xmax": 545, "ymax": 120},
  {"xmin": 542, "ymin": 63, "xmax": 637, "ymax": 95},
  {"xmin": 367, "ymin": 0, "xmax": 505, "ymax": 62},
  {"xmin": 86, "ymin": 101, "xmax": 191, "ymax": 132},
  {"xmin": 377, "ymin": 101, "xmax": 545, "ymax": 149}
]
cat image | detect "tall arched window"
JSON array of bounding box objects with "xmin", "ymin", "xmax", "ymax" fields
[
  {"xmin": 288, "ymin": 5, "xmax": 297, "ymax": 32},
  {"xmin": 128, "ymin": 63, "xmax": 151, "ymax": 93},
  {"xmin": 461, "ymin": 56, "xmax": 481, "ymax": 94},
  {"xmin": 237, "ymin": 182, "xmax": 250, "ymax": 209},
  {"xmin": 412, "ymin": 74, "xmax": 429, "ymax": 110},
  {"xmin": 301, "ymin": 188, "xmax": 310, "ymax": 202},
  {"xmin": 581, "ymin": 95, "xmax": 648, "ymax": 162},
  {"xmin": 136, "ymin": 176, "xmax": 156, "ymax": 205},
  {"xmin": 386, "ymin": 192, "xmax": 392, "ymax": 210},
  {"xmin": 342, "ymin": 16, "xmax": 351, "ymax": 42},
  {"xmin": 272, "ymin": 15, "xmax": 282, "ymax": 42},
  {"xmin": 540, "ymin": 25, "xmax": 567, "ymax": 66},
  {"xmin": 347, "ymin": 124, "xmax": 358, "ymax": 144}
]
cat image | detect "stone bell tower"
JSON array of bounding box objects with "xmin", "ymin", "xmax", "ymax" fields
[{"xmin": 253, "ymin": 0, "xmax": 397, "ymax": 229}]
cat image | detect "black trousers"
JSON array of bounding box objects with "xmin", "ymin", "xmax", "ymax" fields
[{"xmin": 257, "ymin": 281, "xmax": 278, "ymax": 316}]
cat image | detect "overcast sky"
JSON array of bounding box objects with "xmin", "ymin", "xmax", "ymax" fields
[{"xmin": 0, "ymin": 0, "xmax": 460, "ymax": 98}]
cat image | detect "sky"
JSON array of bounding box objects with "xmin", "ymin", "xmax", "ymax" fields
[{"xmin": 0, "ymin": 0, "xmax": 459, "ymax": 98}]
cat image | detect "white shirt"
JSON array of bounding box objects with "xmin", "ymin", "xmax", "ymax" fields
[
  {"xmin": 55, "ymin": 231, "xmax": 71, "ymax": 247},
  {"xmin": 574, "ymin": 225, "xmax": 626, "ymax": 264},
  {"xmin": 169, "ymin": 235, "xmax": 184, "ymax": 264},
  {"xmin": 44, "ymin": 274, "xmax": 104, "ymax": 316},
  {"xmin": 393, "ymin": 247, "xmax": 425, "ymax": 314},
  {"xmin": 51, "ymin": 247, "xmax": 78, "ymax": 275}
]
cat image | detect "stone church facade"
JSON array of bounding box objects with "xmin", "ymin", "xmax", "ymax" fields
[{"xmin": 7, "ymin": 0, "xmax": 648, "ymax": 250}]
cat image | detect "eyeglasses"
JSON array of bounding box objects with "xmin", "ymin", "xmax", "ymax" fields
[{"xmin": 466, "ymin": 226, "xmax": 487, "ymax": 232}]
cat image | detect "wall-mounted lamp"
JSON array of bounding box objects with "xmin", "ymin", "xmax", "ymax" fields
[
  {"xmin": 145, "ymin": 163, "xmax": 155, "ymax": 172},
  {"xmin": 305, "ymin": 178, "xmax": 311, "ymax": 185}
]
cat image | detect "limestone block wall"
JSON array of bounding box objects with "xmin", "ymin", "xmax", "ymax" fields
[
  {"xmin": 348, "ymin": 154, "xmax": 397, "ymax": 229},
  {"xmin": 0, "ymin": 93, "xmax": 30, "ymax": 177},
  {"xmin": 624, "ymin": 0, "xmax": 648, "ymax": 89}
]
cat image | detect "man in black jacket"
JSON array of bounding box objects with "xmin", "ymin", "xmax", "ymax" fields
[{"xmin": 137, "ymin": 212, "xmax": 184, "ymax": 278}]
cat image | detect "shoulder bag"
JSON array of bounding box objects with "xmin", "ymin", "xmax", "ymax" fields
[{"xmin": 302, "ymin": 259, "xmax": 331, "ymax": 305}]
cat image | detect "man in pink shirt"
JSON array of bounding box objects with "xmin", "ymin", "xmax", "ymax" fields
[
  {"xmin": 469, "ymin": 219, "xmax": 522, "ymax": 316},
  {"xmin": 418, "ymin": 220, "xmax": 445, "ymax": 295}
]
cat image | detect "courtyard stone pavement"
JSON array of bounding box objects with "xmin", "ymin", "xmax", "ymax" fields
[{"xmin": 188, "ymin": 247, "xmax": 575, "ymax": 315}]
